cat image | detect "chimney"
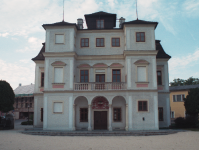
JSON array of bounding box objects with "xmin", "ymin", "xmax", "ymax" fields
[
  {"xmin": 119, "ymin": 17, "xmax": 125, "ymax": 28},
  {"xmin": 19, "ymin": 83, "xmax": 22, "ymax": 86},
  {"xmin": 77, "ymin": 18, "xmax": 83, "ymax": 29}
]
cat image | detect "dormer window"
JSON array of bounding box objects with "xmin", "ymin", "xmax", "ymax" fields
[{"xmin": 96, "ymin": 20, "xmax": 104, "ymax": 29}]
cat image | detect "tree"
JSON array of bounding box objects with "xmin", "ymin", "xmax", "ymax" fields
[
  {"xmin": 170, "ymin": 77, "xmax": 199, "ymax": 87},
  {"xmin": 184, "ymin": 88, "xmax": 199, "ymax": 116},
  {"xmin": 0, "ymin": 80, "xmax": 15, "ymax": 112}
]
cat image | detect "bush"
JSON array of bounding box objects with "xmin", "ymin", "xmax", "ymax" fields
[
  {"xmin": 21, "ymin": 121, "xmax": 33, "ymax": 125},
  {"xmin": 174, "ymin": 116, "xmax": 198, "ymax": 128}
]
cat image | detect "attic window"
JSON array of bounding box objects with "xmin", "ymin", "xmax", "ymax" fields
[{"xmin": 96, "ymin": 20, "xmax": 104, "ymax": 29}]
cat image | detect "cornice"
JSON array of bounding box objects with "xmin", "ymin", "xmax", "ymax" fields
[
  {"xmin": 123, "ymin": 50, "xmax": 158, "ymax": 57},
  {"xmin": 43, "ymin": 52, "xmax": 77, "ymax": 58}
]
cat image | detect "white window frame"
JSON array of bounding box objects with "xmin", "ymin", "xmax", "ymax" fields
[{"xmin": 173, "ymin": 94, "xmax": 185, "ymax": 102}]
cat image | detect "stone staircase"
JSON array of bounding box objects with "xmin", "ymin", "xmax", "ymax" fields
[{"xmin": 21, "ymin": 129, "xmax": 181, "ymax": 136}]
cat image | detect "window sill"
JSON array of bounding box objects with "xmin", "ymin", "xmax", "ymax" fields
[{"xmin": 52, "ymin": 83, "xmax": 65, "ymax": 85}]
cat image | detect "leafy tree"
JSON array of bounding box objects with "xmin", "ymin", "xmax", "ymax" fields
[
  {"xmin": 0, "ymin": 80, "xmax": 15, "ymax": 112},
  {"xmin": 170, "ymin": 77, "xmax": 199, "ymax": 87},
  {"xmin": 184, "ymin": 88, "xmax": 199, "ymax": 116}
]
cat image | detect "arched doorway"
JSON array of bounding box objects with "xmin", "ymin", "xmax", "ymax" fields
[{"xmin": 92, "ymin": 96, "xmax": 109, "ymax": 130}]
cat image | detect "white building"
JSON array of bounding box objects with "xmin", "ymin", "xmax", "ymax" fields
[{"xmin": 32, "ymin": 11, "xmax": 171, "ymax": 131}]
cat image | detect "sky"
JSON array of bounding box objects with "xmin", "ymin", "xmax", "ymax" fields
[{"xmin": 0, "ymin": 0, "xmax": 199, "ymax": 90}]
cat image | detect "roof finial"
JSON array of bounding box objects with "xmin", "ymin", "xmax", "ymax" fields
[
  {"xmin": 136, "ymin": 0, "xmax": 138, "ymax": 20},
  {"xmin": 62, "ymin": 0, "xmax": 65, "ymax": 22}
]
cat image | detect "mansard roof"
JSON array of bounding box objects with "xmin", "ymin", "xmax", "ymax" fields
[
  {"xmin": 32, "ymin": 43, "xmax": 45, "ymax": 61},
  {"xmin": 156, "ymin": 40, "xmax": 171, "ymax": 59},
  {"xmin": 42, "ymin": 21, "xmax": 77, "ymax": 30},
  {"xmin": 122, "ymin": 19, "xmax": 158, "ymax": 29}
]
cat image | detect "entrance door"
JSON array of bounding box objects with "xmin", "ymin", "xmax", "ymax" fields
[
  {"xmin": 96, "ymin": 74, "xmax": 105, "ymax": 89},
  {"xmin": 94, "ymin": 111, "xmax": 107, "ymax": 130}
]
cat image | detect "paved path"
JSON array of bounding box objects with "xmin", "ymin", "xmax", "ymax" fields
[{"xmin": 0, "ymin": 120, "xmax": 199, "ymax": 150}]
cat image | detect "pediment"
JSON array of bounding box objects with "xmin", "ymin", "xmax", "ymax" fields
[
  {"xmin": 78, "ymin": 64, "xmax": 91, "ymax": 68},
  {"xmin": 93, "ymin": 63, "xmax": 108, "ymax": 68},
  {"xmin": 110, "ymin": 63, "xmax": 123, "ymax": 68}
]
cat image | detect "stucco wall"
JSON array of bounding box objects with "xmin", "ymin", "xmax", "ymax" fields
[
  {"xmin": 170, "ymin": 90, "xmax": 188, "ymax": 118},
  {"xmin": 158, "ymin": 93, "xmax": 170, "ymax": 127},
  {"xmin": 33, "ymin": 95, "xmax": 43, "ymax": 127}
]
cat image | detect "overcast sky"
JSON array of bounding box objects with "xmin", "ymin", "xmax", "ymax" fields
[{"xmin": 0, "ymin": 0, "xmax": 199, "ymax": 90}]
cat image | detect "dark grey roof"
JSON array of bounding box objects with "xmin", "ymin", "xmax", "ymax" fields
[
  {"xmin": 170, "ymin": 84, "xmax": 199, "ymax": 91},
  {"xmin": 32, "ymin": 43, "xmax": 45, "ymax": 61},
  {"xmin": 85, "ymin": 11, "xmax": 116, "ymax": 16},
  {"xmin": 122, "ymin": 19, "xmax": 158, "ymax": 29},
  {"xmin": 42, "ymin": 21, "xmax": 77, "ymax": 30},
  {"xmin": 14, "ymin": 84, "xmax": 34, "ymax": 95},
  {"xmin": 156, "ymin": 40, "xmax": 171, "ymax": 59}
]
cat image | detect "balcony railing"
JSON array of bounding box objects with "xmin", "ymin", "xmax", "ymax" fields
[{"xmin": 74, "ymin": 82, "xmax": 127, "ymax": 91}]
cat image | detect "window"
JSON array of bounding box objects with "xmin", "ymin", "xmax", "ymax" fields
[
  {"xmin": 112, "ymin": 38, "xmax": 120, "ymax": 47},
  {"xmin": 21, "ymin": 103, "xmax": 23, "ymax": 108},
  {"xmin": 30, "ymin": 103, "xmax": 32, "ymax": 108},
  {"xmin": 96, "ymin": 38, "xmax": 104, "ymax": 47},
  {"xmin": 171, "ymin": 111, "xmax": 175, "ymax": 118},
  {"xmin": 41, "ymin": 72, "xmax": 44, "ymax": 87},
  {"xmin": 112, "ymin": 69, "xmax": 121, "ymax": 82},
  {"xmin": 80, "ymin": 108, "xmax": 88, "ymax": 122},
  {"xmin": 81, "ymin": 38, "xmax": 89, "ymax": 47},
  {"xmin": 25, "ymin": 103, "xmax": 28, "ymax": 108},
  {"xmin": 136, "ymin": 32, "xmax": 145, "ymax": 42},
  {"xmin": 137, "ymin": 66, "xmax": 146, "ymax": 82},
  {"xmin": 80, "ymin": 70, "xmax": 89, "ymax": 82},
  {"xmin": 113, "ymin": 108, "xmax": 121, "ymax": 122},
  {"xmin": 55, "ymin": 34, "xmax": 64, "ymax": 44},
  {"xmin": 41, "ymin": 108, "xmax": 43, "ymax": 122},
  {"xmin": 158, "ymin": 107, "xmax": 163, "ymax": 121},
  {"xmin": 96, "ymin": 20, "xmax": 104, "ymax": 29},
  {"xmin": 138, "ymin": 101, "xmax": 148, "ymax": 111},
  {"xmin": 53, "ymin": 102, "xmax": 63, "ymax": 113},
  {"xmin": 173, "ymin": 95, "xmax": 185, "ymax": 102},
  {"xmin": 54, "ymin": 67, "xmax": 63, "ymax": 83},
  {"xmin": 157, "ymin": 71, "xmax": 162, "ymax": 85}
]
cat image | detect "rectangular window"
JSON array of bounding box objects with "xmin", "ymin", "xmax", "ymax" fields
[
  {"xmin": 53, "ymin": 102, "xmax": 63, "ymax": 113},
  {"xmin": 41, "ymin": 108, "xmax": 43, "ymax": 122},
  {"xmin": 171, "ymin": 111, "xmax": 175, "ymax": 118},
  {"xmin": 136, "ymin": 32, "xmax": 145, "ymax": 42},
  {"xmin": 96, "ymin": 20, "xmax": 104, "ymax": 29},
  {"xmin": 80, "ymin": 70, "xmax": 89, "ymax": 82},
  {"xmin": 54, "ymin": 67, "xmax": 63, "ymax": 83},
  {"xmin": 112, "ymin": 69, "xmax": 121, "ymax": 82},
  {"xmin": 96, "ymin": 38, "xmax": 104, "ymax": 47},
  {"xmin": 113, "ymin": 108, "xmax": 121, "ymax": 122},
  {"xmin": 41, "ymin": 72, "xmax": 44, "ymax": 87},
  {"xmin": 21, "ymin": 103, "xmax": 23, "ymax": 108},
  {"xmin": 81, "ymin": 38, "xmax": 89, "ymax": 47},
  {"xmin": 137, "ymin": 66, "xmax": 146, "ymax": 82},
  {"xmin": 173, "ymin": 95, "xmax": 185, "ymax": 102},
  {"xmin": 55, "ymin": 34, "xmax": 64, "ymax": 44},
  {"xmin": 30, "ymin": 103, "xmax": 32, "ymax": 108},
  {"xmin": 158, "ymin": 107, "xmax": 163, "ymax": 121},
  {"xmin": 80, "ymin": 108, "xmax": 88, "ymax": 122},
  {"xmin": 157, "ymin": 71, "xmax": 162, "ymax": 85},
  {"xmin": 25, "ymin": 103, "xmax": 28, "ymax": 108},
  {"xmin": 112, "ymin": 38, "xmax": 120, "ymax": 47},
  {"xmin": 138, "ymin": 101, "xmax": 148, "ymax": 111}
]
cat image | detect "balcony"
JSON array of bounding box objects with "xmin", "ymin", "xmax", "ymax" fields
[{"xmin": 74, "ymin": 82, "xmax": 127, "ymax": 91}]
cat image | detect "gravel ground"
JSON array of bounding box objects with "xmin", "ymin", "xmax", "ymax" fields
[{"xmin": 0, "ymin": 120, "xmax": 199, "ymax": 150}]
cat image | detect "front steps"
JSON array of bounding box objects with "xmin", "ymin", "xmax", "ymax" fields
[{"xmin": 21, "ymin": 129, "xmax": 183, "ymax": 136}]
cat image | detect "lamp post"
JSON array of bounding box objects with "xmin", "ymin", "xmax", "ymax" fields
[{"xmin": 28, "ymin": 105, "xmax": 29, "ymax": 125}]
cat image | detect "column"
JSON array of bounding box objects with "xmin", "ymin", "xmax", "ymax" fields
[
  {"xmin": 69, "ymin": 59, "xmax": 74, "ymax": 89},
  {"xmin": 125, "ymin": 104, "xmax": 129, "ymax": 131},
  {"xmin": 88, "ymin": 104, "xmax": 92, "ymax": 131},
  {"xmin": 73, "ymin": 104, "xmax": 76, "ymax": 130},
  {"xmin": 108, "ymin": 104, "xmax": 112, "ymax": 131}
]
